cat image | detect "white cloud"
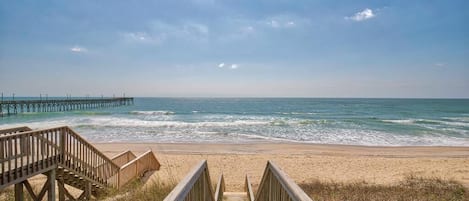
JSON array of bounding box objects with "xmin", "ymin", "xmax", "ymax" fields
[
  {"xmin": 264, "ymin": 15, "xmax": 307, "ymax": 28},
  {"xmin": 242, "ymin": 26, "xmax": 255, "ymax": 34},
  {"xmin": 434, "ymin": 63, "xmax": 446, "ymax": 67},
  {"xmin": 121, "ymin": 21, "xmax": 210, "ymax": 45},
  {"xmin": 70, "ymin": 46, "xmax": 87, "ymax": 53},
  {"xmin": 346, "ymin": 8, "xmax": 375, "ymax": 21},
  {"xmin": 122, "ymin": 32, "xmax": 165, "ymax": 44},
  {"xmin": 267, "ymin": 20, "xmax": 297, "ymax": 28},
  {"xmin": 286, "ymin": 21, "xmax": 295, "ymax": 27},
  {"xmin": 268, "ymin": 20, "xmax": 280, "ymax": 28},
  {"xmin": 218, "ymin": 63, "xmax": 225, "ymax": 68},
  {"xmin": 230, "ymin": 64, "xmax": 238, "ymax": 69}
]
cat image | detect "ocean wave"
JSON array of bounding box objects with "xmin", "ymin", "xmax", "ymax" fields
[
  {"xmin": 278, "ymin": 112, "xmax": 316, "ymax": 115},
  {"xmin": 298, "ymin": 119, "xmax": 329, "ymax": 125},
  {"xmin": 73, "ymin": 111, "xmax": 112, "ymax": 115},
  {"xmin": 383, "ymin": 118, "xmax": 469, "ymax": 127},
  {"xmin": 443, "ymin": 117, "xmax": 469, "ymax": 123},
  {"xmin": 270, "ymin": 120, "xmax": 289, "ymax": 126},
  {"xmin": 129, "ymin": 110, "xmax": 175, "ymax": 115},
  {"xmin": 70, "ymin": 116, "xmax": 270, "ymax": 128}
]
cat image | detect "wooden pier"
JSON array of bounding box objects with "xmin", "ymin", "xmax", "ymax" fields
[{"xmin": 0, "ymin": 97, "xmax": 133, "ymax": 117}]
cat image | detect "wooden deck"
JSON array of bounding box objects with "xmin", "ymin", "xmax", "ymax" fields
[
  {"xmin": 0, "ymin": 97, "xmax": 133, "ymax": 116},
  {"xmin": 0, "ymin": 126, "xmax": 160, "ymax": 201}
]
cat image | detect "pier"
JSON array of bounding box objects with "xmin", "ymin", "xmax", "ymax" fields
[{"xmin": 0, "ymin": 97, "xmax": 133, "ymax": 117}]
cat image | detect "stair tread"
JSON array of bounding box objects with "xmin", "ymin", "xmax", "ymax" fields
[{"xmin": 223, "ymin": 192, "xmax": 248, "ymax": 201}]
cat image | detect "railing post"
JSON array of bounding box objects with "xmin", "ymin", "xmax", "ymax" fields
[
  {"xmin": 60, "ymin": 128, "xmax": 66, "ymax": 162},
  {"xmin": 117, "ymin": 169, "xmax": 121, "ymax": 189},
  {"xmin": 48, "ymin": 169, "xmax": 56, "ymax": 201},
  {"xmin": 14, "ymin": 182, "xmax": 24, "ymax": 201}
]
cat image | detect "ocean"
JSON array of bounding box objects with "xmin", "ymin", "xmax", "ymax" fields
[{"xmin": 1, "ymin": 98, "xmax": 468, "ymax": 146}]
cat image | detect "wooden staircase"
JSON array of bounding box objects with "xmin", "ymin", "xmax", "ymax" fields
[
  {"xmin": 0, "ymin": 126, "xmax": 160, "ymax": 201},
  {"xmin": 164, "ymin": 160, "xmax": 312, "ymax": 201}
]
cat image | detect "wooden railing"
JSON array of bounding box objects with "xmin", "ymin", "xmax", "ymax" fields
[
  {"xmin": 255, "ymin": 160, "xmax": 313, "ymax": 201},
  {"xmin": 0, "ymin": 126, "xmax": 121, "ymax": 189},
  {"xmin": 214, "ymin": 174, "xmax": 225, "ymax": 201},
  {"xmin": 164, "ymin": 160, "xmax": 215, "ymax": 201},
  {"xmin": 245, "ymin": 175, "xmax": 255, "ymax": 201},
  {"xmin": 118, "ymin": 150, "xmax": 160, "ymax": 188},
  {"xmin": 111, "ymin": 150, "xmax": 137, "ymax": 167},
  {"xmin": 0, "ymin": 126, "xmax": 32, "ymax": 135},
  {"xmin": 61, "ymin": 127, "xmax": 120, "ymax": 188},
  {"xmin": 1, "ymin": 127, "xmax": 62, "ymax": 188},
  {"xmin": 0, "ymin": 126, "xmax": 32, "ymax": 161}
]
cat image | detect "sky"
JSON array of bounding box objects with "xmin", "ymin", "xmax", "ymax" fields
[{"xmin": 0, "ymin": 0, "xmax": 468, "ymax": 98}]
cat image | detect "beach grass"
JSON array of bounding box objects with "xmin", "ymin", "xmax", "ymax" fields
[
  {"xmin": 0, "ymin": 188, "xmax": 14, "ymax": 201},
  {"xmin": 99, "ymin": 179, "xmax": 175, "ymax": 201},
  {"xmin": 300, "ymin": 175, "xmax": 469, "ymax": 201},
  {"xmin": 0, "ymin": 179, "xmax": 175, "ymax": 201}
]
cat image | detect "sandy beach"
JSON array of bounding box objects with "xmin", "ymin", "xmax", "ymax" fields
[{"xmin": 94, "ymin": 143, "xmax": 469, "ymax": 191}]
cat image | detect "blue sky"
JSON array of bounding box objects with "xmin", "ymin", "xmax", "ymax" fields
[{"xmin": 0, "ymin": 0, "xmax": 468, "ymax": 98}]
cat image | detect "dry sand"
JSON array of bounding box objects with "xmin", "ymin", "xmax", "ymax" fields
[{"xmin": 94, "ymin": 143, "xmax": 469, "ymax": 192}]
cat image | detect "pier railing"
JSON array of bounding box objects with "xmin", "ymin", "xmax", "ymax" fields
[
  {"xmin": 255, "ymin": 160, "xmax": 313, "ymax": 201},
  {"xmin": 164, "ymin": 160, "xmax": 215, "ymax": 201}
]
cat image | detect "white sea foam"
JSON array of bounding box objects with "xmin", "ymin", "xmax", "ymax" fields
[
  {"xmin": 382, "ymin": 119, "xmax": 417, "ymax": 124},
  {"xmin": 383, "ymin": 118, "xmax": 469, "ymax": 127},
  {"xmin": 2, "ymin": 113, "xmax": 468, "ymax": 146},
  {"xmin": 130, "ymin": 110, "xmax": 175, "ymax": 115}
]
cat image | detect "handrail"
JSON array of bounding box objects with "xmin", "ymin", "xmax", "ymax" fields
[
  {"xmin": 214, "ymin": 174, "xmax": 225, "ymax": 201},
  {"xmin": 255, "ymin": 160, "xmax": 313, "ymax": 201},
  {"xmin": 245, "ymin": 175, "xmax": 255, "ymax": 201},
  {"xmin": 164, "ymin": 160, "xmax": 215, "ymax": 201},
  {"xmin": 0, "ymin": 126, "xmax": 32, "ymax": 135},
  {"xmin": 118, "ymin": 150, "xmax": 160, "ymax": 188},
  {"xmin": 0, "ymin": 126, "xmax": 121, "ymax": 189},
  {"xmin": 62, "ymin": 127, "xmax": 120, "ymax": 187},
  {"xmin": 0, "ymin": 126, "xmax": 32, "ymax": 161},
  {"xmin": 111, "ymin": 150, "xmax": 137, "ymax": 167}
]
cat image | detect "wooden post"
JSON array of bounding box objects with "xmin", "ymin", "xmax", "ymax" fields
[
  {"xmin": 85, "ymin": 181, "xmax": 92, "ymax": 200},
  {"xmin": 15, "ymin": 182, "xmax": 24, "ymax": 201},
  {"xmin": 58, "ymin": 177, "xmax": 65, "ymax": 201},
  {"xmin": 47, "ymin": 169, "xmax": 56, "ymax": 201}
]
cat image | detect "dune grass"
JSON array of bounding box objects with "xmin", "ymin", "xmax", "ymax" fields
[
  {"xmin": 0, "ymin": 188, "xmax": 14, "ymax": 201},
  {"xmin": 299, "ymin": 175, "xmax": 469, "ymax": 201},
  {"xmin": 100, "ymin": 179, "xmax": 175, "ymax": 201},
  {"xmin": 0, "ymin": 179, "xmax": 175, "ymax": 201}
]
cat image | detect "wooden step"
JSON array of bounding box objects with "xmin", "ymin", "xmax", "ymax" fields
[{"xmin": 223, "ymin": 192, "xmax": 248, "ymax": 201}]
